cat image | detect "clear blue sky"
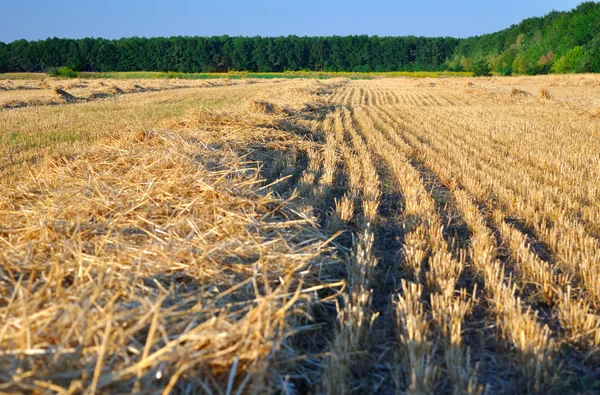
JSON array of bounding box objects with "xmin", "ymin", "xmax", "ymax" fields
[{"xmin": 0, "ymin": 0, "xmax": 584, "ymax": 43}]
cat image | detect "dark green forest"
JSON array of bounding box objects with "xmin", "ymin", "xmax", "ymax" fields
[
  {"xmin": 0, "ymin": 2, "xmax": 598, "ymax": 75},
  {"xmin": 0, "ymin": 36, "xmax": 459, "ymax": 73}
]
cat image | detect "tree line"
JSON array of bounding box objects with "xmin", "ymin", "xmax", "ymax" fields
[
  {"xmin": 0, "ymin": 2, "xmax": 598, "ymax": 75},
  {"xmin": 0, "ymin": 36, "xmax": 458, "ymax": 74},
  {"xmin": 449, "ymin": 1, "xmax": 600, "ymax": 74}
]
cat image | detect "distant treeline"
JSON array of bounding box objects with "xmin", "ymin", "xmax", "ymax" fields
[
  {"xmin": 0, "ymin": 36, "xmax": 458, "ymax": 73},
  {"xmin": 0, "ymin": 2, "xmax": 598, "ymax": 75}
]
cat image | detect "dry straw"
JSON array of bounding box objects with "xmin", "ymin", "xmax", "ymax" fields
[
  {"xmin": 539, "ymin": 87, "xmax": 552, "ymax": 99},
  {"xmin": 511, "ymin": 87, "xmax": 531, "ymax": 97},
  {"xmin": 52, "ymin": 86, "xmax": 77, "ymax": 102},
  {"xmin": 0, "ymin": 78, "xmax": 286, "ymax": 111},
  {"xmin": 247, "ymin": 99, "xmax": 289, "ymax": 116},
  {"xmin": 0, "ymin": 79, "xmax": 345, "ymax": 393},
  {"xmin": 3, "ymin": 73, "xmax": 600, "ymax": 393},
  {"xmin": 107, "ymin": 85, "xmax": 125, "ymax": 95}
]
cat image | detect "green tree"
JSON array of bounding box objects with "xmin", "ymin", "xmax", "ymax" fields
[
  {"xmin": 451, "ymin": 1, "xmax": 600, "ymax": 76},
  {"xmin": 96, "ymin": 40, "xmax": 118, "ymax": 71},
  {"xmin": 0, "ymin": 42, "xmax": 8, "ymax": 73},
  {"xmin": 493, "ymin": 46, "xmax": 518, "ymax": 75},
  {"xmin": 8, "ymin": 40, "xmax": 39, "ymax": 71},
  {"xmin": 472, "ymin": 58, "xmax": 492, "ymax": 76},
  {"xmin": 584, "ymin": 38, "xmax": 600, "ymax": 72},
  {"xmin": 231, "ymin": 37, "xmax": 254, "ymax": 71},
  {"xmin": 552, "ymin": 46, "xmax": 587, "ymax": 73}
]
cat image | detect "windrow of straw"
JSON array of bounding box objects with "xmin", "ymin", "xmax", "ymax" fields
[
  {"xmin": 511, "ymin": 87, "xmax": 531, "ymax": 97},
  {"xmin": 0, "ymin": 80, "xmax": 345, "ymax": 393},
  {"xmin": 52, "ymin": 86, "xmax": 77, "ymax": 103},
  {"xmin": 539, "ymin": 87, "xmax": 552, "ymax": 99}
]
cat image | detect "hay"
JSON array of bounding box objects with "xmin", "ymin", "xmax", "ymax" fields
[
  {"xmin": 0, "ymin": 84, "xmax": 340, "ymax": 392},
  {"xmin": 107, "ymin": 85, "xmax": 125, "ymax": 95},
  {"xmin": 125, "ymin": 83, "xmax": 144, "ymax": 93},
  {"xmin": 52, "ymin": 86, "xmax": 77, "ymax": 102},
  {"xmin": 87, "ymin": 92, "xmax": 111, "ymax": 100},
  {"xmin": 65, "ymin": 82, "xmax": 80, "ymax": 90},
  {"xmin": 1, "ymin": 78, "xmax": 295, "ymax": 111},
  {"xmin": 36, "ymin": 80, "xmax": 51, "ymax": 89},
  {"xmin": 247, "ymin": 100, "xmax": 288, "ymax": 116},
  {"xmin": 539, "ymin": 88, "xmax": 552, "ymax": 99},
  {"xmin": 0, "ymin": 99, "xmax": 28, "ymax": 109},
  {"xmin": 0, "ymin": 80, "xmax": 39, "ymax": 91},
  {"xmin": 511, "ymin": 88, "xmax": 531, "ymax": 97},
  {"xmin": 169, "ymin": 108, "xmax": 315, "ymax": 153}
]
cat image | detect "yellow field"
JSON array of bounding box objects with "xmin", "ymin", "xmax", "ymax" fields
[
  {"xmin": 0, "ymin": 77, "xmax": 287, "ymax": 110},
  {"xmin": 1, "ymin": 74, "xmax": 600, "ymax": 393}
]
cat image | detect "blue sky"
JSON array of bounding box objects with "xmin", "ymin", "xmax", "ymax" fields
[{"xmin": 0, "ymin": 0, "xmax": 584, "ymax": 43}]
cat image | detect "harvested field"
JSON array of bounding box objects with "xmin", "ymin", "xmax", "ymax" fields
[
  {"xmin": 0, "ymin": 77, "xmax": 282, "ymax": 109},
  {"xmin": 1, "ymin": 74, "xmax": 600, "ymax": 393}
]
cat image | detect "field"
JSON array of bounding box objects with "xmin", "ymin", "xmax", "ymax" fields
[
  {"xmin": 0, "ymin": 77, "xmax": 288, "ymax": 110},
  {"xmin": 1, "ymin": 74, "xmax": 600, "ymax": 393}
]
